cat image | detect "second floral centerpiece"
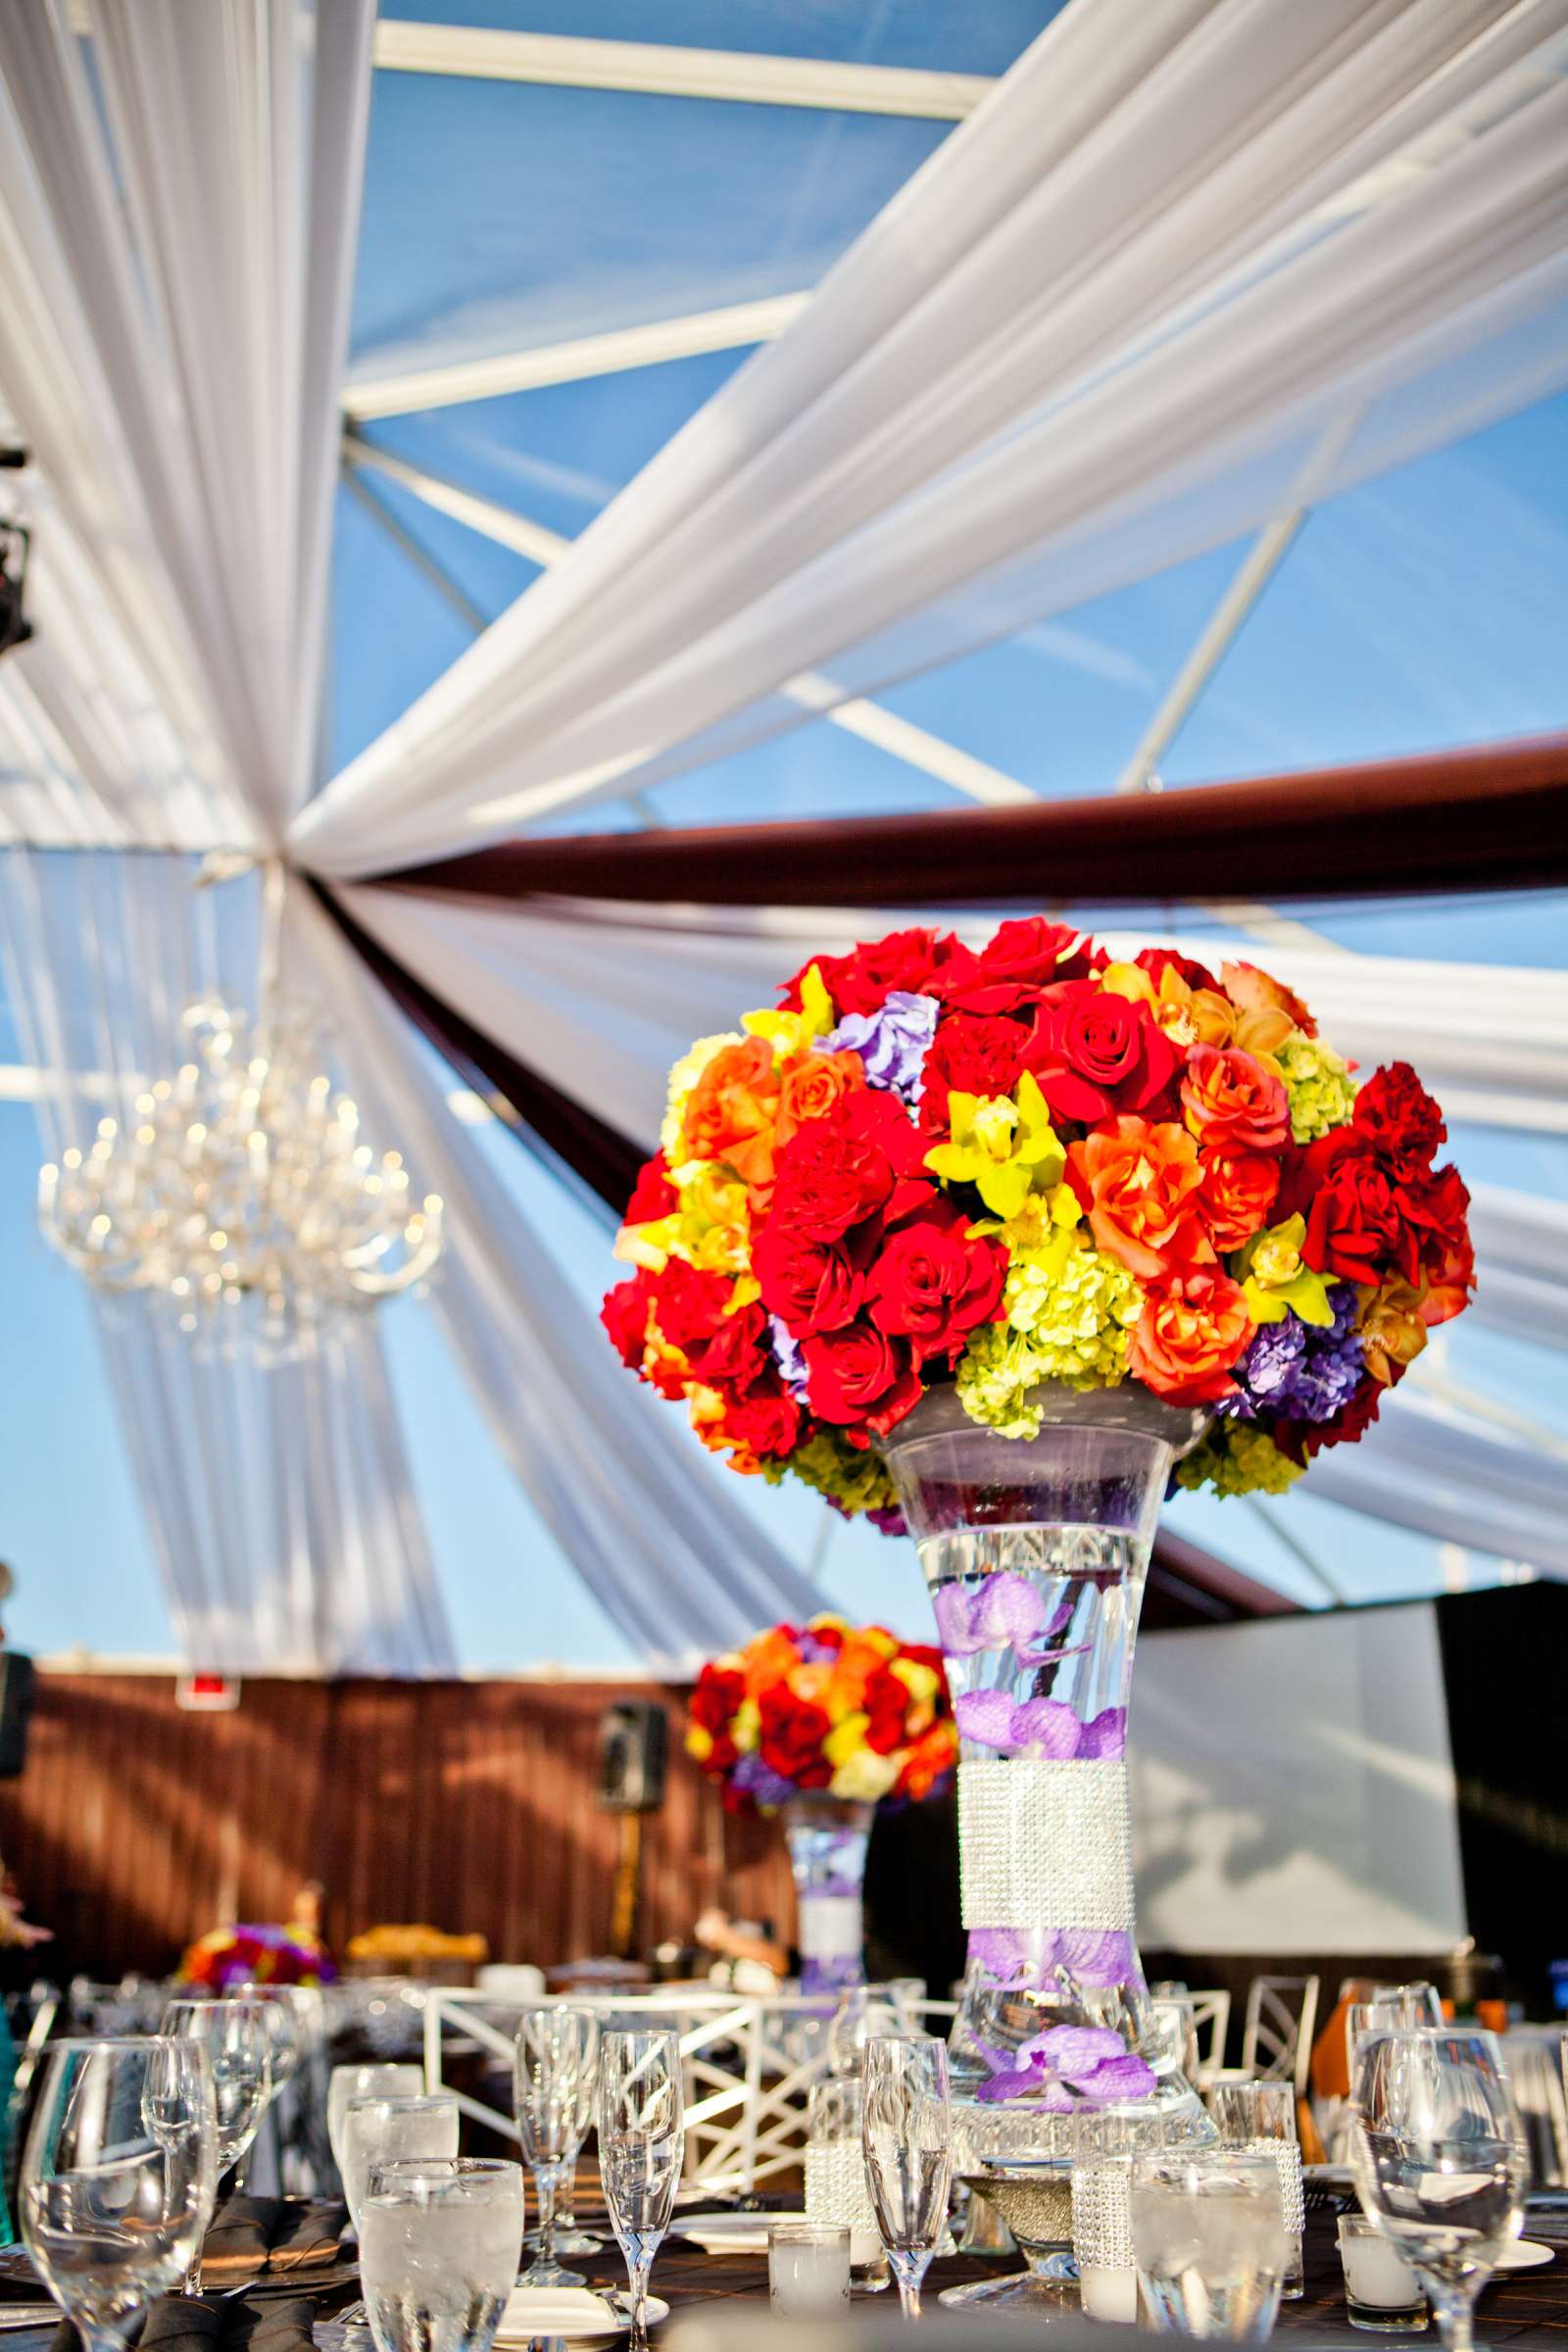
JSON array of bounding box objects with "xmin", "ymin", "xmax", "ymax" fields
[
  {"xmin": 606, "ymin": 916, "xmax": 1474, "ymax": 2133},
  {"xmin": 687, "ymin": 1614, "xmax": 956, "ymax": 1991}
]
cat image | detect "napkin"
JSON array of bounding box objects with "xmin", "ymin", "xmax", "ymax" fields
[
  {"xmin": 200, "ymin": 2198, "xmax": 346, "ymax": 2282},
  {"xmin": 48, "ymin": 2289, "xmax": 318, "ymax": 2352},
  {"xmin": 495, "ymin": 2286, "xmax": 617, "ymax": 2337}
]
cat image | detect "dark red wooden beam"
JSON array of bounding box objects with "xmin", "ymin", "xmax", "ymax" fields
[{"xmin": 374, "ymin": 731, "xmax": 1568, "ymax": 907}]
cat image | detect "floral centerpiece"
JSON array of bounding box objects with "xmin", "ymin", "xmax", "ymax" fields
[
  {"xmin": 606, "ymin": 919, "xmax": 1473, "ymax": 2124},
  {"xmin": 688, "ymin": 1614, "xmax": 956, "ymax": 1991},
  {"xmin": 178, "ymin": 1920, "xmax": 336, "ymax": 1989}
]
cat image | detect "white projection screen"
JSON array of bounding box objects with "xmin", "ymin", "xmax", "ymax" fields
[{"xmin": 1128, "ymin": 1602, "xmax": 1468, "ymax": 1953}]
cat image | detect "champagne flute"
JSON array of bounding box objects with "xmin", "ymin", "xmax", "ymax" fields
[
  {"xmin": 598, "ymin": 2029, "xmax": 684, "ymax": 2352},
  {"xmin": 22, "ymin": 2038, "xmax": 218, "ymax": 2352},
  {"xmin": 328, "ymin": 2062, "xmax": 423, "ymax": 2182},
  {"xmin": 159, "ymin": 1997, "xmax": 272, "ymax": 2178},
  {"xmin": 553, "ymin": 2009, "xmax": 604, "ymax": 2258},
  {"xmin": 514, "ymin": 2007, "xmax": 595, "ymax": 2288},
  {"xmin": 360, "ymin": 2159, "xmax": 524, "ymax": 2352},
  {"xmin": 1349, "ymin": 2027, "xmax": 1526, "ymax": 2352},
  {"xmin": 861, "ymin": 2034, "xmax": 952, "ymax": 2320}
]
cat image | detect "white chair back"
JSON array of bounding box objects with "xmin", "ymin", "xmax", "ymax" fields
[{"xmin": 1241, "ymin": 1974, "xmax": 1320, "ymax": 2096}]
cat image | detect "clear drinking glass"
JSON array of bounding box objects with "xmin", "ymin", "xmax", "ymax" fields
[
  {"xmin": 342, "ymin": 2095, "xmax": 461, "ymax": 2233},
  {"xmin": 360, "ymin": 2159, "xmax": 524, "ymax": 2352},
  {"xmin": 597, "ymin": 2029, "xmax": 685, "ymax": 2352},
  {"xmin": 22, "ymin": 2038, "xmax": 219, "ymax": 2352},
  {"xmin": 514, "ymin": 2007, "xmax": 597, "ymax": 2288},
  {"xmin": 1339, "ymin": 2212, "xmax": 1429, "ymax": 2331},
  {"xmin": 1348, "ymin": 2027, "xmax": 1526, "ymax": 2352},
  {"xmin": 160, "ymin": 1997, "xmax": 273, "ymax": 2177},
  {"xmin": 1132, "ymin": 2146, "xmax": 1289, "ymax": 2339},
  {"xmin": 1348, "ymin": 1992, "xmax": 1446, "ymax": 2077},
  {"xmin": 861, "ymin": 2034, "xmax": 953, "ymax": 2321},
  {"xmin": 328, "ymin": 2063, "xmax": 423, "ymax": 2180},
  {"xmin": 1209, "ymin": 2083, "xmax": 1303, "ymax": 2298}
]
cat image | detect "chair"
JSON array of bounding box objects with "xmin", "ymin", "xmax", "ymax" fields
[
  {"xmin": 1187, "ymin": 1987, "xmax": 1232, "ymax": 2082},
  {"xmin": 1241, "ymin": 1974, "xmax": 1320, "ymax": 2096}
]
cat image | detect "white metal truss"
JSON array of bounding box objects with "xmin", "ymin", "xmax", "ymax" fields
[
  {"xmin": 342, "ymin": 434, "xmax": 1035, "ymax": 808},
  {"xmin": 372, "ymin": 23, "xmax": 994, "ymax": 122},
  {"xmin": 343, "ymin": 296, "xmax": 810, "ymax": 422}
]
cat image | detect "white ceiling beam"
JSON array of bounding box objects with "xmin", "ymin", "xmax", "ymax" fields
[
  {"xmin": 342, "ymin": 434, "xmax": 1034, "ymax": 809},
  {"xmin": 373, "ymin": 22, "xmax": 993, "ymax": 121},
  {"xmin": 343, "ymin": 293, "xmax": 809, "ymax": 420}
]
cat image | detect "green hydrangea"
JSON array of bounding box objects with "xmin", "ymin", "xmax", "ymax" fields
[
  {"xmin": 956, "ymin": 1238, "xmax": 1143, "ymax": 1437},
  {"xmin": 772, "ymin": 1431, "xmax": 900, "ymax": 1517},
  {"xmin": 1175, "ymin": 1421, "xmax": 1304, "ymax": 1498},
  {"xmin": 1277, "ymin": 1032, "xmax": 1357, "ymax": 1144}
]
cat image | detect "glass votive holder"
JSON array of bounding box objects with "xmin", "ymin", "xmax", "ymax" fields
[
  {"xmin": 1338, "ymin": 2213, "xmax": 1428, "ymax": 2330},
  {"xmin": 769, "ymin": 2221, "xmax": 851, "ymax": 2315},
  {"xmin": 1073, "ymin": 2099, "xmax": 1173, "ymax": 2325}
]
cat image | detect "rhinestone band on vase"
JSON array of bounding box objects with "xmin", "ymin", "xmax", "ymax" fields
[{"xmin": 957, "ymin": 1758, "xmax": 1135, "ymax": 1931}]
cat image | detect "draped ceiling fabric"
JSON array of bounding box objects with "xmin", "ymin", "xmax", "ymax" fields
[{"xmin": 0, "ymin": 0, "xmax": 1564, "ymax": 1669}]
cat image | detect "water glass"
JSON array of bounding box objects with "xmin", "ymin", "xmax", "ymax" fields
[
  {"xmin": 768, "ymin": 2221, "xmax": 851, "ymax": 2314},
  {"xmin": 1348, "ymin": 1991, "xmax": 1445, "ymax": 2076},
  {"xmin": 329, "ymin": 2063, "xmax": 423, "ymax": 2179},
  {"xmin": 342, "ymin": 2095, "xmax": 461, "ymax": 2233},
  {"xmin": 598, "ymin": 2029, "xmax": 685, "ymax": 2352},
  {"xmin": 160, "ymin": 1996, "xmax": 273, "ymax": 2176},
  {"xmin": 1132, "ymin": 2147, "xmax": 1289, "ymax": 2339},
  {"xmin": 1340, "ymin": 2212, "xmax": 1429, "ymax": 2331},
  {"xmin": 1209, "ymin": 2083, "xmax": 1303, "ymax": 2297},
  {"xmin": 22, "ymin": 2038, "xmax": 219, "ymax": 2352},
  {"xmin": 514, "ymin": 2006, "xmax": 598, "ymax": 2288},
  {"xmin": 1348, "ymin": 2027, "xmax": 1526, "ymax": 2352},
  {"xmin": 360, "ymin": 2159, "xmax": 524, "ymax": 2352},
  {"xmin": 861, "ymin": 2034, "xmax": 952, "ymax": 2321}
]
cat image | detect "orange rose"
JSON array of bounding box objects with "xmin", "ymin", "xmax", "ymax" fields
[
  {"xmin": 1180, "ymin": 1043, "xmax": 1290, "ymax": 1154},
  {"xmin": 1222, "ymin": 958, "xmax": 1315, "ymax": 1039},
  {"xmin": 681, "ymin": 1036, "xmax": 781, "ymax": 1184},
  {"xmin": 898, "ymin": 1721, "xmax": 959, "ymax": 1800},
  {"xmin": 742, "ymin": 1628, "xmax": 802, "ymax": 1699},
  {"xmin": 1129, "ymin": 1269, "xmax": 1254, "ymax": 1405},
  {"xmin": 1198, "ymin": 1149, "xmax": 1280, "ymax": 1251},
  {"xmin": 774, "ymin": 1048, "xmax": 866, "ymax": 1150},
  {"xmin": 1065, "ymin": 1115, "xmax": 1211, "ymax": 1280}
]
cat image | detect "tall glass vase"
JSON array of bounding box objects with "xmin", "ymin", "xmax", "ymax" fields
[
  {"xmin": 784, "ymin": 1794, "xmax": 873, "ymax": 1995},
  {"xmin": 878, "ymin": 1383, "xmax": 1211, "ymax": 2164}
]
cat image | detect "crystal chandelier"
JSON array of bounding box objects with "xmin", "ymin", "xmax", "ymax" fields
[{"xmin": 36, "ymin": 871, "xmax": 443, "ymax": 1355}]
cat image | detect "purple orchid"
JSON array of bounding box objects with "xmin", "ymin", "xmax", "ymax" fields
[
  {"xmin": 954, "ymin": 1691, "xmax": 1127, "ymax": 1760},
  {"xmin": 824, "ymin": 991, "xmax": 939, "ymax": 1106},
  {"xmin": 968, "ymin": 1926, "xmax": 1134, "ymax": 1992},
  {"xmin": 933, "ymin": 1574, "xmax": 1076, "ymax": 1667},
  {"xmin": 975, "ymin": 2023, "xmax": 1157, "ymax": 2108}
]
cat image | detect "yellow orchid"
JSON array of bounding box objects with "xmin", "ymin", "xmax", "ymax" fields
[
  {"xmin": 1237, "ymin": 1214, "xmax": 1334, "ymax": 1328},
  {"xmin": 1101, "ymin": 958, "xmax": 1236, "ymax": 1049},
  {"xmin": 925, "ymin": 1069, "xmax": 1064, "ymax": 1218},
  {"xmin": 742, "ymin": 963, "xmax": 835, "ymax": 1061},
  {"xmin": 730, "ymin": 1697, "xmax": 760, "ymax": 1754}
]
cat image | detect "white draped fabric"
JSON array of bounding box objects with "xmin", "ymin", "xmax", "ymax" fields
[
  {"xmin": 0, "ymin": 0, "xmax": 1562, "ymax": 1667},
  {"xmin": 295, "ymin": 0, "xmax": 1568, "ymax": 868}
]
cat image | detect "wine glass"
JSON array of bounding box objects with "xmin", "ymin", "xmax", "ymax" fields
[
  {"xmin": 160, "ymin": 1996, "xmax": 272, "ymax": 2177},
  {"xmin": 513, "ymin": 2007, "xmax": 596, "ymax": 2288},
  {"xmin": 328, "ymin": 2061, "xmax": 423, "ymax": 2180},
  {"xmin": 1348, "ymin": 1988, "xmax": 1446, "ymax": 2075},
  {"xmin": 861, "ymin": 2034, "xmax": 952, "ymax": 2320},
  {"xmin": 360, "ymin": 2159, "xmax": 524, "ymax": 2352},
  {"xmin": 342, "ymin": 2095, "xmax": 462, "ymax": 2233},
  {"xmin": 22, "ymin": 2038, "xmax": 219, "ymax": 2352},
  {"xmin": 1131, "ymin": 2146, "xmax": 1289, "ymax": 2338},
  {"xmin": 234, "ymin": 1982, "xmax": 316, "ymax": 2102},
  {"xmin": 1349, "ymin": 2027, "xmax": 1526, "ymax": 2352},
  {"xmin": 597, "ymin": 2029, "xmax": 685, "ymax": 2352}
]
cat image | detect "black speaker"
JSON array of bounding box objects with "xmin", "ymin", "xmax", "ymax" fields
[
  {"xmin": 0, "ymin": 1654, "xmax": 34, "ymax": 1777},
  {"xmin": 597, "ymin": 1700, "xmax": 667, "ymax": 1813}
]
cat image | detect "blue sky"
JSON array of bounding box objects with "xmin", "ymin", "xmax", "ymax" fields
[{"xmin": 1, "ymin": 11, "xmax": 1564, "ymax": 1666}]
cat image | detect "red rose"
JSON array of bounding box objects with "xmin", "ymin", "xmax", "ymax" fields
[
  {"xmin": 622, "ymin": 1151, "xmax": 677, "ymax": 1227},
  {"xmin": 1198, "ymin": 1150, "xmax": 1281, "ymax": 1252},
  {"xmin": 690, "ymin": 1663, "xmax": 745, "ymax": 1737},
  {"xmin": 865, "ymin": 1200, "xmax": 1006, "ymax": 1362},
  {"xmin": 1136, "ymin": 946, "xmax": 1219, "ymax": 994},
  {"xmin": 754, "ymin": 1219, "xmax": 873, "ymax": 1337},
  {"xmin": 758, "ymin": 1690, "xmax": 833, "ymax": 1786},
  {"xmin": 1180, "ymin": 1042, "xmax": 1291, "ymax": 1153},
  {"xmin": 767, "ymin": 1091, "xmax": 931, "ymax": 1243},
  {"xmin": 649, "ymin": 1258, "xmax": 732, "ymax": 1349},
  {"xmin": 601, "ymin": 1269, "xmax": 655, "ymax": 1367},
  {"xmin": 721, "ymin": 1373, "xmax": 804, "ymax": 1462},
  {"xmin": 1403, "ymin": 1162, "xmax": 1474, "ymax": 1321},
  {"xmin": 1027, "ymin": 982, "xmax": 1180, "ymax": 1123},
  {"xmin": 1353, "ymin": 1062, "xmax": 1447, "ymax": 1181},
  {"xmin": 982, "ymin": 915, "xmax": 1104, "ymax": 987},
  {"xmin": 784, "ymin": 926, "xmax": 976, "ymax": 1018},
  {"xmin": 688, "ymin": 1300, "xmax": 771, "ymax": 1388},
  {"xmin": 918, "ymin": 1011, "xmax": 1028, "ymax": 1130},
  {"xmin": 861, "ymin": 1665, "xmax": 912, "ymax": 1754},
  {"xmin": 802, "ymin": 1325, "xmax": 922, "ymax": 1436},
  {"xmin": 1300, "ymin": 1149, "xmax": 1414, "ymax": 1286}
]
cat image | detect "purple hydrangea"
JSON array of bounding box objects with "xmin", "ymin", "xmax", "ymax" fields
[
  {"xmin": 731, "ymin": 1749, "xmax": 799, "ymax": 1809},
  {"xmin": 768, "ymin": 1315, "xmax": 811, "ymax": 1401},
  {"xmin": 1221, "ymin": 1286, "xmax": 1364, "ymax": 1425},
  {"xmin": 825, "ymin": 990, "xmax": 939, "ymax": 1105}
]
